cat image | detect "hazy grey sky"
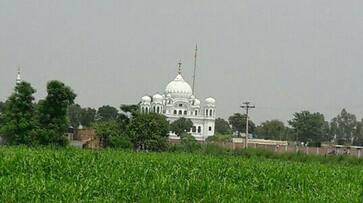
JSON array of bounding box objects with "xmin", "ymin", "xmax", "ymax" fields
[{"xmin": 1, "ymin": 0, "xmax": 363, "ymax": 123}]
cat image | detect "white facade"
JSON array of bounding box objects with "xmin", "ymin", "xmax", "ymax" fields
[{"xmin": 140, "ymin": 69, "xmax": 216, "ymax": 141}]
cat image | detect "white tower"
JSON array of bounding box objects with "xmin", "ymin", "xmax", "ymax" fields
[{"xmin": 16, "ymin": 67, "xmax": 21, "ymax": 84}]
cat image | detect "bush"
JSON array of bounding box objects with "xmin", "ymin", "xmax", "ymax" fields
[
  {"xmin": 179, "ymin": 133, "xmax": 201, "ymax": 152},
  {"xmin": 206, "ymin": 133, "xmax": 232, "ymax": 143},
  {"xmin": 108, "ymin": 135, "xmax": 132, "ymax": 149}
]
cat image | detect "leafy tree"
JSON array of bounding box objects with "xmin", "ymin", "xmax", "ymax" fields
[
  {"xmin": 120, "ymin": 104, "xmax": 139, "ymax": 117},
  {"xmin": 228, "ymin": 113, "xmax": 255, "ymax": 135},
  {"xmin": 330, "ymin": 109, "xmax": 357, "ymax": 145},
  {"xmin": 96, "ymin": 105, "xmax": 119, "ymax": 121},
  {"xmin": 255, "ymin": 120, "xmax": 287, "ymax": 140},
  {"xmin": 353, "ymin": 119, "xmax": 363, "ymax": 146},
  {"xmin": 79, "ymin": 107, "xmax": 96, "ymax": 127},
  {"xmin": 170, "ymin": 117, "xmax": 193, "ymax": 137},
  {"xmin": 92, "ymin": 120, "xmax": 131, "ymax": 149},
  {"xmin": 0, "ymin": 82, "xmax": 38, "ymax": 145},
  {"xmin": 215, "ymin": 118, "xmax": 232, "ymax": 135},
  {"xmin": 68, "ymin": 104, "xmax": 82, "ymax": 128},
  {"xmin": 128, "ymin": 113, "xmax": 170, "ymax": 151},
  {"xmin": 68, "ymin": 104, "xmax": 96, "ymax": 128},
  {"xmin": 37, "ymin": 80, "xmax": 76, "ymax": 146},
  {"xmin": 117, "ymin": 104, "xmax": 139, "ymax": 130},
  {"xmin": 0, "ymin": 101, "xmax": 5, "ymax": 113},
  {"xmin": 288, "ymin": 111, "xmax": 326, "ymax": 146}
]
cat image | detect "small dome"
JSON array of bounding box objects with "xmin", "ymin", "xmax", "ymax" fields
[
  {"xmin": 165, "ymin": 74, "xmax": 193, "ymax": 99},
  {"xmin": 205, "ymin": 97, "xmax": 216, "ymax": 104},
  {"xmin": 166, "ymin": 93, "xmax": 172, "ymax": 98},
  {"xmin": 190, "ymin": 95, "xmax": 195, "ymax": 99},
  {"xmin": 194, "ymin": 99, "xmax": 201, "ymax": 106},
  {"xmin": 142, "ymin": 95, "xmax": 151, "ymax": 103},
  {"xmin": 153, "ymin": 94, "xmax": 163, "ymax": 103}
]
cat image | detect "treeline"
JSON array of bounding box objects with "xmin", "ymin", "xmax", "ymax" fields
[
  {"xmin": 0, "ymin": 81, "xmax": 75, "ymax": 146},
  {"xmin": 215, "ymin": 110, "xmax": 363, "ymax": 147},
  {"xmin": 2, "ymin": 80, "xmax": 363, "ymax": 149}
]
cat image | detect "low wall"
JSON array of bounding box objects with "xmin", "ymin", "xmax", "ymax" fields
[{"xmin": 228, "ymin": 141, "xmax": 363, "ymax": 158}]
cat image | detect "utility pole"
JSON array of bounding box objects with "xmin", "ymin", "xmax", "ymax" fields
[{"xmin": 241, "ymin": 102, "xmax": 255, "ymax": 148}]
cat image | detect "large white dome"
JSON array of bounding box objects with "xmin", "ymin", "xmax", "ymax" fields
[{"xmin": 165, "ymin": 74, "xmax": 193, "ymax": 98}]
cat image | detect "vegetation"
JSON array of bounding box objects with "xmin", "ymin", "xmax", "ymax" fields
[
  {"xmin": 255, "ymin": 120, "xmax": 288, "ymax": 140},
  {"xmin": 37, "ymin": 81, "xmax": 76, "ymax": 146},
  {"xmin": 68, "ymin": 104, "xmax": 96, "ymax": 128},
  {"xmin": 96, "ymin": 105, "xmax": 119, "ymax": 122},
  {"xmin": 0, "ymin": 82, "xmax": 38, "ymax": 145},
  {"xmin": 0, "ymin": 80, "xmax": 75, "ymax": 146},
  {"xmin": 215, "ymin": 117, "xmax": 232, "ymax": 134},
  {"xmin": 228, "ymin": 113, "xmax": 255, "ymax": 135},
  {"xmin": 0, "ymin": 147, "xmax": 362, "ymax": 202},
  {"xmin": 128, "ymin": 113, "xmax": 170, "ymax": 151},
  {"xmin": 170, "ymin": 117, "xmax": 193, "ymax": 136}
]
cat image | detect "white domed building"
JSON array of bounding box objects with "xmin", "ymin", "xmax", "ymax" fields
[{"xmin": 140, "ymin": 65, "xmax": 216, "ymax": 141}]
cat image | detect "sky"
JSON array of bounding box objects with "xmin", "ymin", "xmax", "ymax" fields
[{"xmin": 1, "ymin": 0, "xmax": 363, "ymax": 124}]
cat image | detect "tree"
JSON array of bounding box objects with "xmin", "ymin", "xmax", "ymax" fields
[
  {"xmin": 215, "ymin": 118, "xmax": 232, "ymax": 135},
  {"xmin": 92, "ymin": 120, "xmax": 131, "ymax": 149},
  {"xmin": 353, "ymin": 119, "xmax": 363, "ymax": 146},
  {"xmin": 37, "ymin": 80, "xmax": 76, "ymax": 146},
  {"xmin": 228, "ymin": 113, "xmax": 255, "ymax": 135},
  {"xmin": 330, "ymin": 109, "xmax": 357, "ymax": 145},
  {"xmin": 120, "ymin": 104, "xmax": 139, "ymax": 117},
  {"xmin": 96, "ymin": 105, "xmax": 118, "ymax": 121},
  {"xmin": 170, "ymin": 117, "xmax": 193, "ymax": 137},
  {"xmin": 68, "ymin": 104, "xmax": 96, "ymax": 128},
  {"xmin": 0, "ymin": 101, "xmax": 5, "ymax": 113},
  {"xmin": 128, "ymin": 113, "xmax": 170, "ymax": 151},
  {"xmin": 0, "ymin": 82, "xmax": 38, "ymax": 145},
  {"xmin": 117, "ymin": 104, "xmax": 139, "ymax": 130},
  {"xmin": 288, "ymin": 111, "xmax": 326, "ymax": 146},
  {"xmin": 68, "ymin": 104, "xmax": 82, "ymax": 128},
  {"xmin": 79, "ymin": 107, "xmax": 96, "ymax": 127},
  {"xmin": 255, "ymin": 120, "xmax": 287, "ymax": 140}
]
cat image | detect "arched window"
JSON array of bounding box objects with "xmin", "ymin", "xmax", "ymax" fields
[
  {"xmin": 209, "ymin": 109, "xmax": 213, "ymax": 116},
  {"xmin": 184, "ymin": 110, "xmax": 187, "ymax": 115},
  {"xmin": 192, "ymin": 126, "xmax": 196, "ymax": 133},
  {"xmin": 198, "ymin": 126, "xmax": 202, "ymax": 133},
  {"xmin": 206, "ymin": 109, "xmax": 209, "ymax": 116},
  {"xmin": 195, "ymin": 110, "xmax": 198, "ymax": 116},
  {"xmin": 209, "ymin": 126, "xmax": 212, "ymax": 131},
  {"xmin": 153, "ymin": 106, "xmax": 156, "ymax": 112},
  {"xmin": 179, "ymin": 110, "xmax": 182, "ymax": 115},
  {"xmin": 157, "ymin": 106, "xmax": 160, "ymax": 113},
  {"xmin": 146, "ymin": 107, "xmax": 149, "ymax": 113},
  {"xmin": 174, "ymin": 110, "xmax": 177, "ymax": 115}
]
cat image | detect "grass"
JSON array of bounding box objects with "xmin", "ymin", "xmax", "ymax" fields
[{"xmin": 0, "ymin": 147, "xmax": 362, "ymax": 202}]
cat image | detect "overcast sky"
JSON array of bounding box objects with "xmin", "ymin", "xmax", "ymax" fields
[{"xmin": 1, "ymin": 0, "xmax": 363, "ymax": 123}]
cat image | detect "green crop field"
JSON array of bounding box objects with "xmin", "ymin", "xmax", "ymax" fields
[{"xmin": 0, "ymin": 147, "xmax": 362, "ymax": 202}]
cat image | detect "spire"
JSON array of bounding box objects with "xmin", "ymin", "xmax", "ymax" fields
[
  {"xmin": 177, "ymin": 60, "xmax": 182, "ymax": 75},
  {"xmin": 16, "ymin": 66, "xmax": 21, "ymax": 84},
  {"xmin": 192, "ymin": 44, "xmax": 198, "ymax": 95}
]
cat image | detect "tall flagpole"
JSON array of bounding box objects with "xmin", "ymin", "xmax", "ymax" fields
[{"xmin": 192, "ymin": 44, "xmax": 198, "ymax": 95}]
